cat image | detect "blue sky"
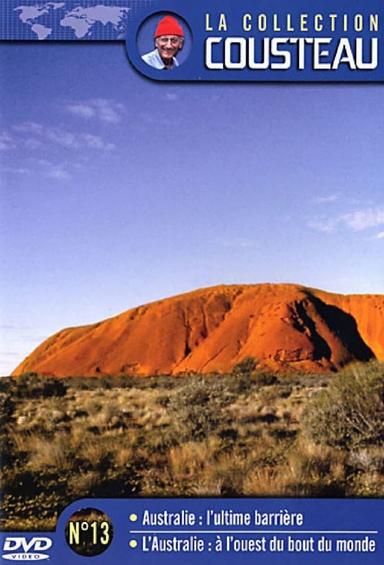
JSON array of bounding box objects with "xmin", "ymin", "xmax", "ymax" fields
[{"xmin": 0, "ymin": 43, "xmax": 383, "ymax": 375}]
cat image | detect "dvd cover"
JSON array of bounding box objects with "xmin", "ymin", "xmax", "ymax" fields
[{"xmin": 0, "ymin": 0, "xmax": 383, "ymax": 563}]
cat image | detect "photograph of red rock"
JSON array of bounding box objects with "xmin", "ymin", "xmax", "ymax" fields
[{"xmin": 13, "ymin": 284, "xmax": 384, "ymax": 377}]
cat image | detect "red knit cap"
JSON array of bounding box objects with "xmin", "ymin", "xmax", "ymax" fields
[{"xmin": 154, "ymin": 16, "xmax": 184, "ymax": 38}]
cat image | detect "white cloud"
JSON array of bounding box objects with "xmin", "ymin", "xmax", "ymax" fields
[
  {"xmin": 0, "ymin": 130, "xmax": 16, "ymax": 150},
  {"xmin": 13, "ymin": 121, "xmax": 44, "ymax": 134},
  {"xmin": 65, "ymin": 98, "xmax": 125, "ymax": 124},
  {"xmin": 1, "ymin": 158, "xmax": 68, "ymax": 179},
  {"xmin": 65, "ymin": 103, "xmax": 95, "ymax": 119},
  {"xmin": 46, "ymin": 127, "xmax": 80, "ymax": 148},
  {"xmin": 46, "ymin": 127, "xmax": 115, "ymax": 151},
  {"xmin": 308, "ymin": 206, "xmax": 384, "ymax": 234},
  {"xmin": 375, "ymin": 231, "xmax": 384, "ymax": 239},
  {"xmin": 1, "ymin": 166, "xmax": 31, "ymax": 175},
  {"xmin": 313, "ymin": 194, "xmax": 339, "ymax": 204},
  {"xmin": 139, "ymin": 111, "xmax": 180, "ymax": 128},
  {"xmin": 45, "ymin": 166, "xmax": 71, "ymax": 180},
  {"xmin": 82, "ymin": 133, "xmax": 115, "ymax": 151},
  {"xmin": 307, "ymin": 219, "xmax": 336, "ymax": 233},
  {"xmin": 33, "ymin": 158, "xmax": 52, "ymax": 167},
  {"xmin": 29, "ymin": 158, "xmax": 71, "ymax": 181},
  {"xmin": 340, "ymin": 208, "xmax": 384, "ymax": 231},
  {"xmin": 11, "ymin": 122, "xmax": 116, "ymax": 152},
  {"xmin": 165, "ymin": 93, "xmax": 179, "ymax": 101}
]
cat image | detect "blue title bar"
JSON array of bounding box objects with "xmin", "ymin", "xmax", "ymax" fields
[
  {"xmin": 1, "ymin": 498, "xmax": 383, "ymax": 564},
  {"xmin": 126, "ymin": 0, "xmax": 384, "ymax": 81}
]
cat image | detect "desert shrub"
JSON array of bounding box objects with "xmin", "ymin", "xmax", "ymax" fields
[
  {"xmin": 168, "ymin": 393, "xmax": 218, "ymax": 441},
  {"xmin": 348, "ymin": 447, "xmax": 384, "ymax": 473},
  {"xmin": 0, "ymin": 433, "xmax": 14, "ymax": 468},
  {"xmin": 232, "ymin": 357, "xmax": 258, "ymax": 376},
  {"xmin": 0, "ymin": 393, "xmax": 15, "ymax": 427},
  {"xmin": 1, "ymin": 469, "xmax": 41, "ymax": 496},
  {"xmin": 250, "ymin": 372, "xmax": 278, "ymax": 386},
  {"xmin": 258, "ymin": 384, "xmax": 292, "ymax": 403},
  {"xmin": 352, "ymin": 474, "xmax": 384, "ymax": 497},
  {"xmin": 14, "ymin": 374, "xmax": 68, "ymax": 399},
  {"xmin": 303, "ymin": 362, "xmax": 384, "ymax": 449},
  {"xmin": 0, "ymin": 378, "xmax": 13, "ymax": 393},
  {"xmin": 167, "ymin": 377, "xmax": 233, "ymax": 441},
  {"xmin": 242, "ymin": 439, "xmax": 347, "ymax": 497}
]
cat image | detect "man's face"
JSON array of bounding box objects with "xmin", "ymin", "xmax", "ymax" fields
[{"xmin": 155, "ymin": 35, "xmax": 183, "ymax": 61}]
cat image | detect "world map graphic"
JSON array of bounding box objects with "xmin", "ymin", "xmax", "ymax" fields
[{"xmin": 2, "ymin": 1, "xmax": 153, "ymax": 40}]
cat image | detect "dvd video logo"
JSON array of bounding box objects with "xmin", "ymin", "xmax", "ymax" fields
[{"xmin": 2, "ymin": 536, "xmax": 53, "ymax": 561}]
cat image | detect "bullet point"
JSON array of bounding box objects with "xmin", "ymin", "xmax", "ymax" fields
[
  {"xmin": 129, "ymin": 513, "xmax": 138, "ymax": 522},
  {"xmin": 129, "ymin": 540, "xmax": 138, "ymax": 549}
]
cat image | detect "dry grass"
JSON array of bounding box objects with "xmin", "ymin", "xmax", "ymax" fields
[{"xmin": 0, "ymin": 363, "xmax": 383, "ymax": 530}]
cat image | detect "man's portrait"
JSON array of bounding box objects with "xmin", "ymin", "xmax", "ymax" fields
[{"xmin": 142, "ymin": 15, "xmax": 185, "ymax": 70}]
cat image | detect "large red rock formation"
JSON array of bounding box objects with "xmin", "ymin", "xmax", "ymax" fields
[{"xmin": 12, "ymin": 284, "xmax": 384, "ymax": 376}]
